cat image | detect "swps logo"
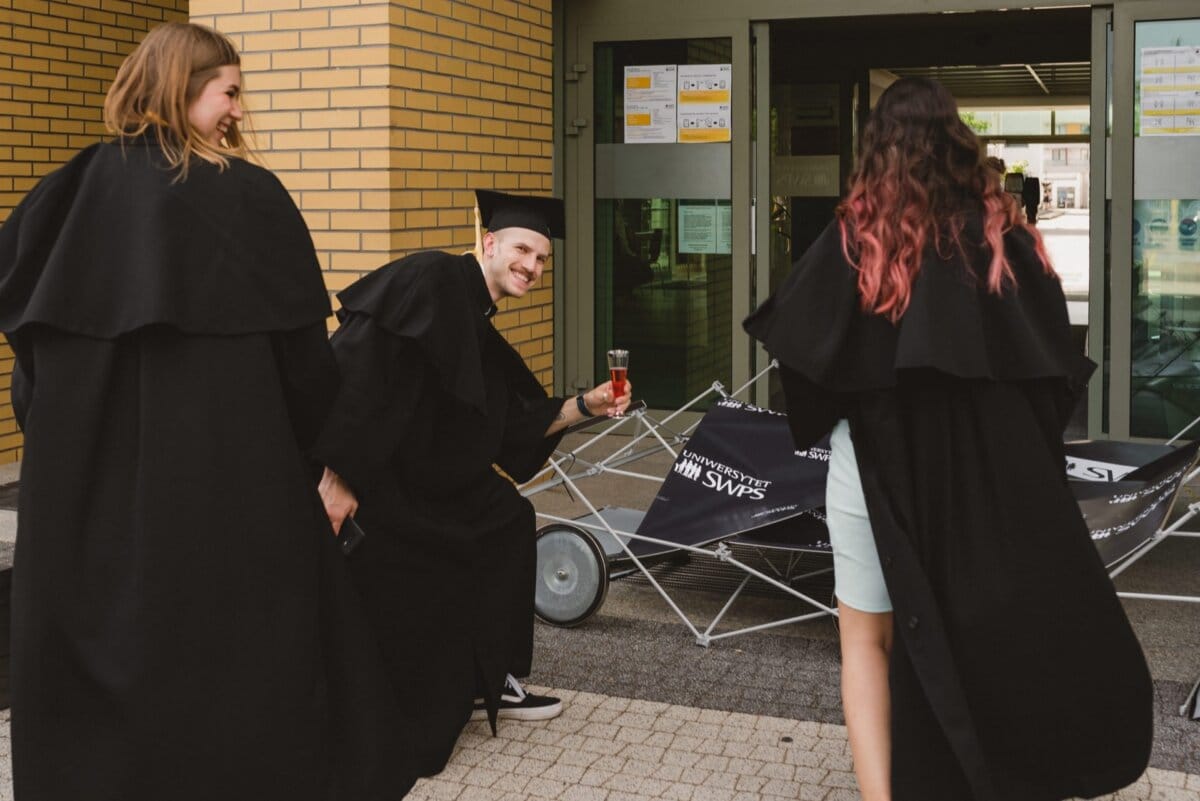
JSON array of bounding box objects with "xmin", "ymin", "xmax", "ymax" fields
[{"xmin": 671, "ymin": 449, "xmax": 771, "ymax": 499}]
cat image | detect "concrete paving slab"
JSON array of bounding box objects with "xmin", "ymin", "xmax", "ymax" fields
[
  {"xmin": 0, "ymin": 654, "xmax": 1187, "ymax": 800},
  {"xmin": 397, "ymin": 689, "xmax": 1197, "ymax": 801}
]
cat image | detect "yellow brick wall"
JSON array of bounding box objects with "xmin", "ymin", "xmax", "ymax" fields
[
  {"xmin": 0, "ymin": 0, "xmax": 555, "ymax": 466},
  {"xmin": 192, "ymin": 0, "xmax": 557, "ymax": 386},
  {"xmin": 0, "ymin": 0, "xmax": 189, "ymax": 464}
]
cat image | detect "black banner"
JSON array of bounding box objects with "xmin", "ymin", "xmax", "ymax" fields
[
  {"xmin": 1065, "ymin": 440, "xmax": 1200, "ymax": 567},
  {"xmin": 632, "ymin": 398, "xmax": 830, "ymax": 559},
  {"xmin": 1065, "ymin": 440, "xmax": 1175, "ymax": 482},
  {"xmin": 631, "ymin": 400, "xmax": 1198, "ymax": 570}
]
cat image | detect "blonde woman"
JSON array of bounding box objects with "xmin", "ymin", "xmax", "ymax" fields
[{"xmin": 0, "ymin": 23, "xmax": 411, "ymax": 800}]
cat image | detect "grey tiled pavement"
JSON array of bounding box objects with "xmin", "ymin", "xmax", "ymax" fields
[
  {"xmin": 0, "ymin": 699, "xmax": 1194, "ymax": 801},
  {"xmin": 0, "ymin": 711, "xmax": 9, "ymax": 801},
  {"xmin": 402, "ymin": 688, "xmax": 1200, "ymax": 801},
  {"xmin": 410, "ymin": 689, "xmax": 865, "ymax": 801}
]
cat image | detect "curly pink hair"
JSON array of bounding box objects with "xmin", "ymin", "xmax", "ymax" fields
[{"xmin": 837, "ymin": 77, "xmax": 1054, "ymax": 322}]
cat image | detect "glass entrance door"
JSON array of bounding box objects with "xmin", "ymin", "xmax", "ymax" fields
[
  {"xmin": 750, "ymin": 10, "xmax": 1098, "ymax": 419},
  {"xmin": 753, "ymin": 22, "xmax": 868, "ymax": 410},
  {"xmin": 562, "ymin": 20, "xmax": 752, "ymax": 412},
  {"xmin": 593, "ymin": 39, "xmax": 734, "ymax": 408},
  {"xmin": 1111, "ymin": 2, "xmax": 1200, "ymax": 439}
]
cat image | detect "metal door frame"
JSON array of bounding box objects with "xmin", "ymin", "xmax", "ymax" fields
[
  {"xmin": 561, "ymin": 18, "xmax": 753, "ymax": 405},
  {"xmin": 1087, "ymin": 6, "xmax": 1113, "ymax": 438},
  {"xmin": 1109, "ymin": 0, "xmax": 1200, "ymax": 440}
]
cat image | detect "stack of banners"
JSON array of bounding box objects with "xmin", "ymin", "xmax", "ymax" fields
[
  {"xmin": 1065, "ymin": 440, "xmax": 1175, "ymax": 481},
  {"xmin": 1065, "ymin": 439, "xmax": 1200, "ymax": 567},
  {"xmin": 630, "ymin": 399, "xmax": 1200, "ymax": 571},
  {"xmin": 631, "ymin": 398, "xmax": 831, "ymax": 561}
]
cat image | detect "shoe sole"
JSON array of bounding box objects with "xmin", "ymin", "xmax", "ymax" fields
[{"xmin": 470, "ymin": 702, "xmax": 563, "ymax": 722}]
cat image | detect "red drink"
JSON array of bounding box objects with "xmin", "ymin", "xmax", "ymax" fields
[
  {"xmin": 610, "ymin": 367, "xmax": 628, "ymax": 399},
  {"xmin": 606, "ymin": 349, "xmax": 629, "ymax": 407}
]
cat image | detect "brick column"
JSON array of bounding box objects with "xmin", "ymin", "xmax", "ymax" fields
[{"xmin": 192, "ymin": 0, "xmax": 556, "ymax": 386}]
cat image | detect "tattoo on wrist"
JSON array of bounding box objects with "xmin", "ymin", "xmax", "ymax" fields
[{"xmin": 556, "ymin": 411, "xmax": 566, "ymax": 421}]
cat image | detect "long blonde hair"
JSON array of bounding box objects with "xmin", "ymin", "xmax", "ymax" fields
[{"xmin": 103, "ymin": 22, "xmax": 248, "ymax": 178}]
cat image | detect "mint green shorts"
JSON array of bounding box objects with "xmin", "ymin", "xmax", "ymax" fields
[{"xmin": 826, "ymin": 419, "xmax": 893, "ymax": 614}]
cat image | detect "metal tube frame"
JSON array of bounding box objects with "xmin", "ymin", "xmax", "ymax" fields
[
  {"xmin": 525, "ymin": 360, "xmax": 1200, "ymax": 644},
  {"xmin": 522, "ymin": 360, "xmax": 838, "ymax": 646},
  {"xmin": 1166, "ymin": 412, "xmax": 1200, "ymax": 446},
  {"xmin": 522, "ymin": 361, "xmax": 777, "ymax": 500},
  {"xmin": 1110, "ymin": 473, "xmax": 1200, "ymax": 604}
]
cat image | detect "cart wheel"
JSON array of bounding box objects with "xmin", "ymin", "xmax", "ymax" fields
[{"xmin": 534, "ymin": 524, "xmax": 609, "ymax": 627}]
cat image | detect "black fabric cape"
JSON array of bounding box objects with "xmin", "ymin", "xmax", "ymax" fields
[
  {"xmin": 745, "ymin": 218, "xmax": 1153, "ymax": 801},
  {"xmin": 312, "ymin": 251, "xmax": 565, "ymax": 777},
  {"xmin": 0, "ymin": 139, "xmax": 413, "ymax": 801}
]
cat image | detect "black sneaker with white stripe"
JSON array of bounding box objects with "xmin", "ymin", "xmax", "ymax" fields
[{"xmin": 471, "ymin": 674, "xmax": 563, "ymax": 722}]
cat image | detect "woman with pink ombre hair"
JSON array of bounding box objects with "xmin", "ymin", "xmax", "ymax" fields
[{"xmin": 746, "ymin": 78, "xmax": 1152, "ymax": 801}]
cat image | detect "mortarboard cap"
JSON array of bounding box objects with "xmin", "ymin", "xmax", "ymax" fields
[{"xmin": 475, "ymin": 189, "xmax": 566, "ymax": 240}]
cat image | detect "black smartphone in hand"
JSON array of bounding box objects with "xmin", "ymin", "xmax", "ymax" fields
[{"xmin": 340, "ymin": 516, "xmax": 367, "ymax": 556}]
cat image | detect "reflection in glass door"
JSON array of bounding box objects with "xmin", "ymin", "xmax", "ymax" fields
[
  {"xmin": 593, "ymin": 39, "xmax": 733, "ymax": 409},
  {"xmin": 756, "ymin": 24, "xmax": 866, "ymax": 410},
  {"xmin": 1126, "ymin": 15, "xmax": 1200, "ymax": 438},
  {"xmin": 759, "ymin": 78, "xmax": 856, "ymax": 410}
]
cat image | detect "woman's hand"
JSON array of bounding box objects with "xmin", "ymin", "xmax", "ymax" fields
[{"xmin": 318, "ymin": 467, "xmax": 359, "ymax": 536}]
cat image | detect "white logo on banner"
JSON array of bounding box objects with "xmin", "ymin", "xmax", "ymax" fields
[
  {"xmin": 1066, "ymin": 455, "xmax": 1136, "ymax": 482},
  {"xmin": 715, "ymin": 398, "xmax": 787, "ymax": 417},
  {"xmin": 673, "ymin": 449, "xmax": 771, "ymax": 499},
  {"xmin": 796, "ymin": 446, "xmax": 830, "ymax": 462}
]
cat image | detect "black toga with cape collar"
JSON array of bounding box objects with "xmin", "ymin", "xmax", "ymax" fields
[
  {"xmin": 0, "ymin": 138, "xmax": 413, "ymax": 801},
  {"xmin": 312, "ymin": 250, "xmax": 566, "ymax": 777},
  {"xmin": 745, "ymin": 217, "xmax": 1153, "ymax": 801}
]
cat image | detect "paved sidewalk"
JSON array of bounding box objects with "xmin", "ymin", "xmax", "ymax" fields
[
  {"xmin": 0, "ymin": 711, "xmax": 9, "ymax": 801},
  {"xmin": 404, "ymin": 687, "xmax": 1198, "ymax": 801},
  {"xmin": 0, "ymin": 690, "xmax": 1195, "ymax": 799}
]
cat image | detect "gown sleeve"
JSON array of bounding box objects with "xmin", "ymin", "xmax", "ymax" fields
[
  {"xmin": 270, "ymin": 321, "xmax": 339, "ymax": 453},
  {"xmin": 310, "ymin": 312, "xmax": 425, "ymax": 497},
  {"xmin": 9, "ymin": 337, "xmax": 32, "ymax": 432},
  {"xmin": 486, "ymin": 325, "xmax": 566, "ymax": 483},
  {"xmin": 778, "ymin": 363, "xmax": 842, "ymax": 451},
  {"xmin": 495, "ymin": 391, "xmax": 565, "ymax": 483}
]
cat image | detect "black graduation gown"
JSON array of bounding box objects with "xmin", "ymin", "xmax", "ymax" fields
[
  {"xmin": 312, "ymin": 251, "xmax": 565, "ymax": 777},
  {"xmin": 0, "ymin": 140, "xmax": 413, "ymax": 801},
  {"xmin": 744, "ymin": 218, "xmax": 1153, "ymax": 801}
]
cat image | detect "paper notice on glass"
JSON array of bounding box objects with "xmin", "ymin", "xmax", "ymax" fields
[
  {"xmin": 678, "ymin": 64, "xmax": 731, "ymax": 143},
  {"xmin": 624, "ymin": 65, "xmax": 677, "ymax": 144},
  {"xmin": 1140, "ymin": 47, "xmax": 1200, "ymax": 136},
  {"xmin": 716, "ymin": 203, "xmax": 732, "ymax": 254},
  {"xmin": 679, "ymin": 204, "xmax": 718, "ymax": 254}
]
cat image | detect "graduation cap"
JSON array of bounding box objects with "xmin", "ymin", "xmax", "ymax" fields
[{"xmin": 475, "ymin": 189, "xmax": 566, "ymax": 240}]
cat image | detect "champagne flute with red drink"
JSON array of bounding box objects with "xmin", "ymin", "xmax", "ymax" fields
[{"xmin": 607, "ymin": 349, "xmax": 629, "ymax": 412}]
